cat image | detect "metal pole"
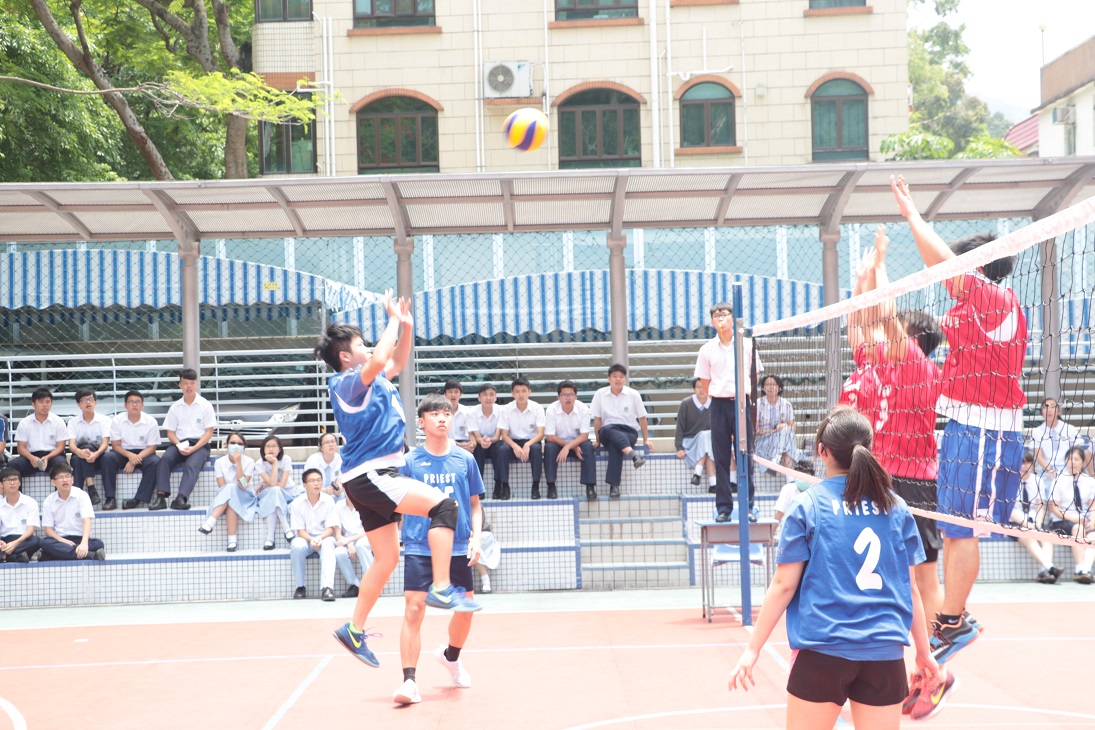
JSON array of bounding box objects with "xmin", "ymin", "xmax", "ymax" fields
[
  {"xmin": 1039, "ymin": 237, "xmax": 1062, "ymax": 402},
  {"xmin": 179, "ymin": 238, "xmax": 201, "ymax": 374},
  {"xmin": 820, "ymin": 230, "xmax": 842, "ymax": 408},
  {"xmin": 731, "ymin": 282, "xmax": 753, "ymax": 624},
  {"xmin": 395, "ymin": 236, "xmax": 418, "ymax": 445},
  {"xmin": 607, "ymin": 233, "xmax": 629, "ymax": 367}
]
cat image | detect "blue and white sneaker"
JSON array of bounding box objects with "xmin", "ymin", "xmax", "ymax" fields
[
  {"xmin": 333, "ymin": 622, "xmax": 380, "ymax": 668},
  {"xmin": 426, "ymin": 583, "xmax": 483, "ymax": 613},
  {"xmin": 930, "ymin": 616, "xmax": 979, "ymax": 664}
]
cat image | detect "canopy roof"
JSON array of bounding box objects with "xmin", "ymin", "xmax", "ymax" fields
[{"xmin": 1, "ymin": 158, "xmax": 1093, "ymax": 243}]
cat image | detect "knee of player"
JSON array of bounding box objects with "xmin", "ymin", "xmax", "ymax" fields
[
  {"xmin": 428, "ymin": 497, "xmax": 459, "ymax": 532},
  {"xmin": 403, "ymin": 596, "xmax": 426, "ymax": 623}
]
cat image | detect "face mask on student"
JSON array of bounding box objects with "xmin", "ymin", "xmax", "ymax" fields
[{"xmin": 228, "ymin": 444, "xmax": 245, "ymax": 457}]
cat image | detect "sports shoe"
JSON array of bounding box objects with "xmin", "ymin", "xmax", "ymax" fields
[
  {"xmin": 333, "ymin": 622, "xmax": 380, "ymax": 668},
  {"xmin": 909, "ymin": 669, "xmax": 958, "ymax": 721},
  {"xmin": 1036, "ymin": 568, "xmax": 1057, "ymax": 584},
  {"xmin": 901, "ymin": 686, "xmax": 921, "ymax": 715},
  {"xmin": 930, "ymin": 615, "xmax": 979, "ymax": 663},
  {"xmin": 1075, "ymin": 570, "xmax": 1094, "ymax": 584},
  {"xmin": 426, "ymin": 583, "xmax": 483, "ymax": 612},
  {"xmin": 393, "ymin": 678, "xmax": 421, "ymax": 704},
  {"xmin": 962, "ymin": 610, "xmax": 984, "ymax": 634},
  {"xmin": 434, "ymin": 645, "xmax": 472, "ymax": 688}
]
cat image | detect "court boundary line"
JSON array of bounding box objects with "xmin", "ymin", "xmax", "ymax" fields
[
  {"xmin": 559, "ymin": 705, "xmax": 788, "ymax": 730},
  {"xmin": 0, "ymin": 695, "xmax": 27, "ymax": 730},
  {"xmin": 261, "ymin": 656, "xmax": 331, "ymax": 730}
]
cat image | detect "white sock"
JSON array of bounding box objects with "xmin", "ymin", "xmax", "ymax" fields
[
  {"xmin": 481, "ymin": 573, "xmax": 491, "ymax": 589},
  {"xmin": 267, "ymin": 515, "xmax": 277, "ymax": 541},
  {"xmin": 708, "ymin": 476, "xmax": 717, "ymax": 486},
  {"xmin": 201, "ymin": 516, "xmax": 217, "ymax": 531},
  {"xmin": 693, "ymin": 464, "xmax": 704, "ymax": 475},
  {"xmin": 1076, "ymin": 563, "xmax": 1086, "ymax": 573},
  {"xmin": 278, "ymin": 509, "xmax": 291, "ymax": 533},
  {"xmin": 1042, "ymin": 562, "xmax": 1053, "ymax": 571},
  {"xmin": 227, "ymin": 533, "xmax": 237, "ymax": 545}
]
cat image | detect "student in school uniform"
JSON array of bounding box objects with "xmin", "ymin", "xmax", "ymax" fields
[
  {"xmin": 253, "ymin": 435, "xmax": 297, "ymax": 546},
  {"xmin": 304, "ymin": 432, "xmax": 344, "ymax": 499},
  {"xmin": 39, "ymin": 464, "xmax": 105, "ymax": 561},
  {"xmin": 9, "ymin": 388, "xmax": 69, "ymax": 480},
  {"xmin": 67, "ymin": 388, "xmax": 112, "ymax": 508},
  {"xmin": 0, "ymin": 468, "xmax": 40, "ymax": 562},
  {"xmin": 443, "ymin": 380, "xmax": 477, "ymax": 455},
  {"xmin": 590, "ymin": 364, "xmax": 652, "ymax": 499},
  {"xmin": 151, "ymin": 369, "xmax": 216, "ymax": 511},
  {"xmin": 469, "ymin": 383, "xmax": 506, "ymax": 500},
  {"xmin": 333, "ymin": 495, "xmax": 373, "ymax": 598},
  {"xmin": 1012, "ymin": 449, "xmax": 1062, "ymax": 584},
  {"xmin": 1046, "ymin": 446, "xmax": 1095, "ymax": 583},
  {"xmin": 497, "ymin": 376, "xmax": 546, "ymax": 500},
  {"xmin": 109, "ymin": 390, "xmax": 163, "ymax": 512},
  {"xmin": 289, "ymin": 468, "xmax": 338, "ymax": 601},
  {"xmin": 544, "ymin": 380, "xmax": 596, "ymax": 500},
  {"xmin": 198, "ymin": 432, "xmax": 258, "ymax": 552}
]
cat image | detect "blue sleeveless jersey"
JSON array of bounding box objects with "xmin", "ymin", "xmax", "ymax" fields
[
  {"xmin": 778, "ymin": 474, "xmax": 925, "ymax": 661},
  {"xmin": 328, "ymin": 368, "xmax": 407, "ymax": 475},
  {"xmin": 399, "ymin": 444, "xmax": 485, "ymax": 557}
]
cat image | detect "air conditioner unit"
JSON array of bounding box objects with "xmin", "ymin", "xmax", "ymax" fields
[
  {"xmin": 1053, "ymin": 105, "xmax": 1076, "ymax": 125},
  {"xmin": 483, "ymin": 61, "xmax": 533, "ymax": 98}
]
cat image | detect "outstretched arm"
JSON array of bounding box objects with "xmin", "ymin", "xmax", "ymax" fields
[
  {"xmin": 384, "ymin": 297, "xmax": 414, "ymax": 380},
  {"xmin": 360, "ymin": 291, "xmax": 401, "ymax": 386},
  {"xmin": 891, "ymin": 175, "xmax": 964, "ymax": 295}
]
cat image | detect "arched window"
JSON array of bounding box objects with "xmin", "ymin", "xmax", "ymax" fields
[
  {"xmin": 680, "ymin": 82, "xmax": 735, "ymax": 148},
  {"xmin": 356, "ymin": 97, "xmax": 439, "ymax": 174},
  {"xmin": 811, "ymin": 79, "xmax": 868, "ymax": 161},
  {"xmin": 558, "ymin": 89, "xmax": 641, "ymax": 169}
]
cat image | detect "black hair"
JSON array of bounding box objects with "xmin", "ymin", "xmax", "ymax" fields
[
  {"xmin": 709, "ymin": 302, "xmax": 733, "ymax": 316},
  {"xmin": 897, "ymin": 310, "xmax": 942, "ymax": 358},
  {"xmin": 816, "ymin": 405, "xmax": 895, "ymax": 513},
  {"xmin": 179, "ymin": 368, "xmax": 199, "ymax": 382},
  {"xmin": 511, "ymin": 375, "xmax": 531, "ymax": 391},
  {"xmin": 418, "ymin": 392, "xmax": 454, "ymax": 417},
  {"xmin": 49, "ymin": 463, "xmax": 74, "ymax": 479},
  {"xmin": 31, "ymin": 388, "xmax": 52, "ymax": 403},
  {"xmin": 318, "ymin": 432, "xmax": 339, "ymax": 447},
  {"xmin": 226, "ymin": 431, "xmax": 248, "ymax": 448},
  {"xmin": 1022, "ymin": 448, "xmax": 1035, "ymax": 465},
  {"xmin": 793, "ymin": 458, "xmax": 816, "ymax": 476},
  {"xmin": 124, "ymin": 390, "xmax": 144, "ymax": 403},
  {"xmin": 1064, "ymin": 446, "xmax": 1087, "ymax": 468},
  {"xmin": 302, "ymin": 468, "xmax": 324, "ymax": 484},
  {"xmin": 261, "ymin": 434, "xmax": 284, "ymax": 461},
  {"xmin": 478, "ymin": 382, "xmax": 497, "ymax": 395},
  {"xmin": 557, "ymin": 380, "xmax": 578, "ymax": 395},
  {"xmin": 0, "ymin": 467, "xmax": 20, "ymax": 485},
  {"xmin": 443, "ymin": 379, "xmax": 462, "ymax": 393},
  {"xmin": 75, "ymin": 387, "xmax": 96, "ymax": 402},
  {"xmin": 948, "ymin": 232, "xmax": 1014, "ymax": 284},
  {"xmin": 608, "ymin": 363, "xmax": 627, "ymax": 377},
  {"xmin": 760, "ymin": 374, "xmax": 784, "ymax": 394},
  {"xmin": 314, "ymin": 323, "xmax": 363, "ymax": 372}
]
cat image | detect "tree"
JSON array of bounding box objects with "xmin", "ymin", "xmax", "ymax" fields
[{"xmin": 985, "ymin": 111, "xmax": 1013, "ymax": 139}]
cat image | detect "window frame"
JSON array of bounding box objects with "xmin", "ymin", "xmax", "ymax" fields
[
  {"xmin": 353, "ymin": 0, "xmax": 436, "ymax": 29},
  {"xmin": 356, "ymin": 99, "xmax": 440, "ymax": 174},
  {"xmin": 555, "ymin": 0, "xmax": 639, "ymax": 22},
  {"xmin": 808, "ymin": 0, "xmax": 866, "ymax": 7},
  {"xmin": 558, "ymin": 99, "xmax": 641, "ymax": 169},
  {"xmin": 258, "ymin": 94, "xmax": 317, "ymax": 176},
  {"xmin": 679, "ymin": 84, "xmax": 736, "ymax": 148},
  {"xmin": 255, "ymin": 0, "xmax": 312, "ymax": 22},
  {"xmin": 811, "ymin": 83, "xmax": 869, "ymax": 162}
]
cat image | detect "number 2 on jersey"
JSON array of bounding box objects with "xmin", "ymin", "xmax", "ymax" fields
[{"xmin": 853, "ymin": 527, "xmax": 883, "ymax": 591}]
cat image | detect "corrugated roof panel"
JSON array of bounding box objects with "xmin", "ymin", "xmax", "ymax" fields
[
  {"xmin": 397, "ymin": 179, "xmax": 501, "ymax": 199},
  {"xmin": 941, "ymin": 187, "xmax": 1047, "ymax": 216},
  {"xmin": 738, "ymin": 170, "xmax": 847, "ymax": 190},
  {"xmin": 624, "ymin": 197, "xmax": 720, "ymax": 223},
  {"xmin": 726, "ymin": 193, "xmax": 830, "ymax": 221},
  {"xmin": 47, "ymin": 189, "xmax": 152, "ymax": 206},
  {"xmin": 296, "ymin": 205, "xmax": 393, "ymax": 231},
  {"xmin": 0, "ymin": 192, "xmax": 35, "ymax": 207},
  {"xmin": 512, "ymin": 176, "xmax": 615, "ymax": 195},
  {"xmin": 280, "ymin": 182, "xmax": 385, "ymax": 201},
  {"xmin": 857, "ymin": 166, "xmax": 965, "ymax": 187},
  {"xmin": 80, "ymin": 211, "xmax": 172, "ymax": 235},
  {"xmin": 167, "ymin": 187, "xmax": 277, "ymax": 204},
  {"xmin": 0, "ymin": 212, "xmax": 77, "ymax": 236},
  {"xmin": 405, "ymin": 202, "xmax": 505, "ymax": 228},
  {"xmin": 514, "ymin": 199, "xmax": 610, "ymax": 226},
  {"xmin": 186, "ymin": 209, "xmax": 293, "ymax": 232},
  {"xmin": 626, "ymin": 173, "xmax": 730, "ymax": 192},
  {"xmin": 842, "ymin": 191, "xmax": 909, "ymax": 219}
]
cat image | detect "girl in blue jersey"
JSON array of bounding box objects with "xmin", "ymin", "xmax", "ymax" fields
[
  {"xmin": 729, "ymin": 406, "xmax": 940, "ymax": 729},
  {"xmin": 315, "ymin": 292, "xmax": 480, "ymax": 671}
]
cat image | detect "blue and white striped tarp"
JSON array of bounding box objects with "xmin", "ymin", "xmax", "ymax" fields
[
  {"xmin": 0, "ymin": 305, "xmax": 320, "ymax": 328},
  {"xmin": 335, "ymin": 270, "xmax": 836, "ymax": 341},
  {"xmin": 0, "ymin": 249, "xmax": 378, "ymax": 313}
]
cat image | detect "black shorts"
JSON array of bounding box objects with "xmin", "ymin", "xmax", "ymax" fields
[
  {"xmin": 343, "ymin": 467, "xmax": 414, "ymax": 532},
  {"xmin": 403, "ymin": 554, "xmax": 474, "ymax": 594},
  {"xmin": 892, "ymin": 476, "xmax": 943, "ymax": 564},
  {"xmin": 787, "ymin": 649, "xmax": 908, "ymax": 707}
]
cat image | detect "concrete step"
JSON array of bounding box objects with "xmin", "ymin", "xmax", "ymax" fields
[
  {"xmin": 581, "ymin": 562, "xmax": 691, "ymax": 589},
  {"xmin": 579, "ymin": 495, "xmax": 683, "ymax": 519},
  {"xmin": 579, "ymin": 516, "xmax": 682, "ymax": 540},
  {"xmin": 92, "ymin": 511, "xmax": 295, "ymax": 554},
  {"xmin": 581, "ymin": 538, "xmax": 688, "ymax": 564}
]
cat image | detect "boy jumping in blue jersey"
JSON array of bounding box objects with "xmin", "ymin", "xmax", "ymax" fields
[
  {"xmin": 316, "ymin": 292, "xmax": 480, "ymax": 670},
  {"xmin": 393, "ymin": 393, "xmax": 485, "ymax": 705}
]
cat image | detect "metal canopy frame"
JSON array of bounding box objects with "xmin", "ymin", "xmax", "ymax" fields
[{"xmin": 1, "ymin": 158, "xmax": 1094, "ymax": 244}]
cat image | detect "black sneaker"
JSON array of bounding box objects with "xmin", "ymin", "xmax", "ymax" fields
[
  {"xmin": 930, "ymin": 615, "xmax": 980, "ymax": 663},
  {"xmin": 546, "ymin": 484, "xmax": 558, "ymax": 499},
  {"xmin": 101, "ymin": 498, "xmax": 117, "ymax": 511},
  {"xmin": 1036, "ymin": 569, "xmax": 1057, "ymax": 584},
  {"xmin": 585, "ymin": 485, "xmax": 598, "ymax": 500},
  {"xmin": 122, "ymin": 498, "xmax": 145, "ymax": 510},
  {"xmin": 690, "ymin": 474, "xmax": 702, "ymax": 486},
  {"xmin": 530, "ymin": 486, "xmax": 541, "ymax": 500},
  {"xmin": 342, "ymin": 585, "xmax": 360, "ymax": 598},
  {"xmin": 170, "ymin": 495, "xmax": 190, "ymax": 510},
  {"xmin": 609, "ymin": 484, "xmax": 620, "ymax": 498},
  {"xmin": 87, "ymin": 486, "xmax": 102, "ymax": 506},
  {"xmin": 293, "ymin": 586, "xmax": 306, "ymax": 599},
  {"xmin": 148, "ymin": 494, "xmax": 168, "ymax": 511}
]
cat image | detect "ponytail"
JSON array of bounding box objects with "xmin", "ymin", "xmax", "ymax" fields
[
  {"xmin": 845, "ymin": 443, "xmax": 895, "ymax": 513},
  {"xmin": 817, "ymin": 405, "xmax": 896, "ymax": 513}
]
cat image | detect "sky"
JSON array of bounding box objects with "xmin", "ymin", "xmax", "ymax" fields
[{"xmin": 908, "ymin": 0, "xmax": 1095, "ymax": 121}]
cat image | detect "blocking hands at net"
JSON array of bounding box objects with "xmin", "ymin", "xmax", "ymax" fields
[
  {"xmin": 315, "ymin": 291, "xmax": 480, "ymax": 670},
  {"xmin": 728, "ymin": 406, "xmax": 940, "ymax": 729}
]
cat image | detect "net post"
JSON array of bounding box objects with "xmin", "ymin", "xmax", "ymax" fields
[
  {"xmin": 394, "ymin": 234, "xmax": 417, "ymax": 446},
  {"xmin": 731, "ymin": 282, "xmax": 754, "ymax": 625},
  {"xmin": 820, "ymin": 229, "xmax": 842, "ymax": 407}
]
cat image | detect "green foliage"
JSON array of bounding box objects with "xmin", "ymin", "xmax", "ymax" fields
[
  {"xmin": 985, "ymin": 111, "xmax": 1013, "ymax": 139},
  {"xmin": 880, "ymin": 132, "xmax": 954, "ymax": 161},
  {"xmin": 165, "ymin": 70, "xmax": 316, "ymax": 126},
  {"xmin": 954, "ymin": 137, "xmax": 1021, "ymax": 159}
]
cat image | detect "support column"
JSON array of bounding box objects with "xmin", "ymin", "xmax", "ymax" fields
[
  {"xmin": 1039, "ymin": 237, "xmax": 1062, "ymax": 402},
  {"xmin": 395, "ymin": 236, "xmax": 418, "ymax": 444},
  {"xmin": 179, "ymin": 239, "xmax": 201, "ymax": 374},
  {"xmin": 607, "ymin": 233, "xmax": 629, "ymax": 368},
  {"xmin": 820, "ymin": 230, "xmax": 842, "ymax": 409}
]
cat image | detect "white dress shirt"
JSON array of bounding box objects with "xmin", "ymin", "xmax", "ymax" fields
[
  {"xmin": 0, "ymin": 493, "xmax": 39, "ymax": 535},
  {"xmin": 545, "ymin": 400, "xmax": 591, "ymax": 441},
  {"xmin": 162, "ymin": 395, "xmax": 217, "ymax": 442},
  {"xmin": 498, "ymin": 401, "xmax": 546, "ymax": 440},
  {"xmin": 290, "ymin": 492, "xmax": 337, "ymax": 536},
  {"xmin": 110, "ymin": 412, "xmax": 162, "ymax": 451},
  {"xmin": 694, "ymin": 335, "xmax": 762, "ymax": 398},
  {"xmin": 67, "ymin": 413, "xmax": 113, "ymax": 449},
  {"xmin": 214, "ymin": 454, "xmax": 256, "ymax": 484},
  {"xmin": 590, "ymin": 386, "xmax": 648, "ymax": 429},
  {"xmin": 304, "ymin": 452, "xmax": 343, "ymax": 488},
  {"xmin": 42, "ymin": 488, "xmax": 95, "ymax": 536},
  {"xmin": 15, "ymin": 413, "xmax": 70, "ymax": 452},
  {"xmin": 450, "ymin": 404, "xmax": 475, "ymax": 442},
  {"xmin": 469, "ymin": 405, "xmax": 500, "ymax": 439}
]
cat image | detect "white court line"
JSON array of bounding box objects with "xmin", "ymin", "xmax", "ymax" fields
[
  {"xmin": 0, "ymin": 696, "xmax": 27, "ymax": 730},
  {"xmin": 561, "ymin": 705, "xmax": 787, "ymax": 730},
  {"xmin": 261, "ymin": 656, "xmax": 331, "ymax": 730}
]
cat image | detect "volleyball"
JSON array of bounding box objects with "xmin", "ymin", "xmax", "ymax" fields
[{"xmin": 503, "ymin": 107, "xmax": 549, "ymax": 152}]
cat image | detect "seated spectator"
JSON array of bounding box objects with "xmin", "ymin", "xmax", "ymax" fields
[
  {"xmin": 591, "ymin": 364, "xmax": 652, "ymax": 499},
  {"xmin": 754, "ymin": 375, "xmax": 802, "ymax": 470},
  {"xmin": 333, "ymin": 494, "xmax": 373, "ymax": 598},
  {"xmin": 675, "ymin": 378, "xmax": 716, "ymax": 493},
  {"xmin": 772, "ymin": 459, "xmax": 816, "ymax": 539},
  {"xmin": 110, "ymin": 390, "xmax": 164, "ymax": 511},
  {"xmin": 9, "ymin": 388, "xmax": 69, "ymax": 480},
  {"xmin": 0, "ymin": 412, "xmax": 9, "ymax": 464},
  {"xmin": 254, "ymin": 435, "xmax": 297, "ymax": 547},
  {"xmin": 198, "ymin": 432, "xmax": 258, "ymax": 552},
  {"xmin": 1046, "ymin": 446, "xmax": 1095, "ymax": 583},
  {"xmin": 67, "ymin": 388, "xmax": 111, "ymax": 508},
  {"xmin": 469, "ymin": 383, "xmax": 506, "ymax": 500},
  {"xmin": 151, "ymin": 369, "xmax": 216, "ymax": 511},
  {"xmin": 544, "ymin": 380, "xmax": 595, "ymax": 500},
  {"xmin": 0, "ymin": 468, "xmax": 40, "ymax": 562},
  {"xmin": 498, "ymin": 376, "xmax": 546, "ymax": 500},
  {"xmin": 304, "ymin": 432, "xmax": 343, "ymax": 499},
  {"xmin": 1028, "ymin": 398, "xmax": 1087, "ymax": 483},
  {"xmin": 39, "ymin": 464, "xmax": 104, "ymax": 561},
  {"xmin": 289, "ymin": 468, "xmax": 338, "ymax": 601},
  {"xmin": 1011, "ymin": 449, "xmax": 1062, "ymax": 584},
  {"xmin": 443, "ymin": 379, "xmax": 476, "ymax": 454}
]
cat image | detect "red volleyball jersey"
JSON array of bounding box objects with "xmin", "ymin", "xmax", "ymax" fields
[{"xmin": 874, "ymin": 342, "xmax": 942, "ymax": 481}]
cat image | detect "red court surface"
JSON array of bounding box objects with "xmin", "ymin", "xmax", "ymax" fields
[{"xmin": 2, "ymin": 594, "xmax": 1094, "ymax": 729}]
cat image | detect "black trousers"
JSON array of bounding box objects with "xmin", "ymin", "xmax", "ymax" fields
[{"xmin": 710, "ymin": 396, "xmax": 755, "ymax": 513}]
